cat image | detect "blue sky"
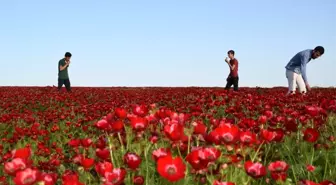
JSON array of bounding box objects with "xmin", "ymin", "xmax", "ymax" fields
[{"xmin": 1, "ymin": 0, "xmax": 335, "ymax": 87}]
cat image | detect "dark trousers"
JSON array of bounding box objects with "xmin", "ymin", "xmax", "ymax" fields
[
  {"xmin": 225, "ymin": 76, "xmax": 239, "ymax": 91},
  {"xmin": 58, "ymin": 78, "xmax": 71, "ymax": 92}
]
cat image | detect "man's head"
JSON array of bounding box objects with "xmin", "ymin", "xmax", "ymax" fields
[
  {"xmin": 312, "ymin": 46, "xmax": 324, "ymax": 59},
  {"xmin": 65, "ymin": 52, "xmax": 72, "ymax": 62},
  {"xmin": 227, "ymin": 50, "xmax": 235, "ymax": 59}
]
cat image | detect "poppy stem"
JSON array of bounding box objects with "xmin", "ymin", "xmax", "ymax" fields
[
  {"xmin": 264, "ymin": 144, "xmax": 271, "ymax": 165},
  {"xmin": 251, "ymin": 141, "xmax": 264, "ymax": 162},
  {"xmin": 187, "ymin": 135, "xmax": 191, "ymax": 154},
  {"xmin": 83, "ymin": 147, "xmax": 86, "ymax": 158},
  {"xmin": 323, "ymin": 153, "xmax": 328, "ymax": 180},
  {"xmin": 284, "ymin": 145, "xmax": 297, "ymax": 183},
  {"xmin": 145, "ymin": 146, "xmax": 149, "ymax": 185},
  {"xmin": 88, "ymin": 172, "xmax": 91, "ymax": 185},
  {"xmin": 118, "ymin": 132, "xmax": 125, "ymax": 154},
  {"xmin": 244, "ymin": 176, "xmax": 252, "ymax": 185},
  {"xmin": 106, "ymin": 133, "xmax": 115, "ymax": 166},
  {"xmin": 177, "ymin": 145, "xmax": 182, "ymax": 159},
  {"xmin": 310, "ymin": 146, "xmax": 314, "ymax": 165}
]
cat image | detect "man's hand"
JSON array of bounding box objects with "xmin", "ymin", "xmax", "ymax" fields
[
  {"xmin": 306, "ymin": 83, "xmax": 311, "ymax": 91},
  {"xmin": 225, "ymin": 57, "xmax": 230, "ymax": 63}
]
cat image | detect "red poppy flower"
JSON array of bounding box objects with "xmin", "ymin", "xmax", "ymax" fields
[
  {"xmin": 149, "ymin": 135, "xmax": 159, "ymax": 144},
  {"xmin": 72, "ymin": 154, "xmax": 84, "ymax": 165},
  {"xmin": 210, "ymin": 123, "xmax": 239, "ymax": 145},
  {"xmin": 227, "ymin": 154, "xmax": 243, "ymax": 163},
  {"xmin": 319, "ymin": 180, "xmax": 335, "ymax": 185},
  {"xmin": 157, "ymin": 155, "xmax": 186, "ymax": 182},
  {"xmin": 264, "ymin": 110, "xmax": 273, "ymax": 119},
  {"xmin": 104, "ymin": 168, "xmax": 126, "ymax": 185},
  {"xmin": 268, "ymin": 161, "xmax": 289, "ymax": 172},
  {"xmin": 133, "ymin": 175, "xmax": 145, "ymax": 185},
  {"xmin": 62, "ymin": 171, "xmax": 84, "ymax": 185},
  {"xmin": 132, "ymin": 104, "xmax": 148, "ymax": 117},
  {"xmin": 303, "ymin": 128, "xmax": 319, "ymax": 143},
  {"xmin": 261, "ymin": 129, "xmax": 276, "ymax": 142},
  {"xmin": 96, "ymin": 148, "xmax": 110, "ymax": 160},
  {"xmin": 185, "ymin": 150, "xmax": 206, "ymax": 170},
  {"xmin": 4, "ymin": 158, "xmax": 29, "ymax": 176},
  {"xmin": 270, "ymin": 172, "xmax": 287, "ymax": 182},
  {"xmin": 239, "ymin": 131, "xmax": 257, "ymax": 145},
  {"xmin": 164, "ymin": 122, "xmax": 185, "ymax": 141},
  {"xmin": 81, "ymin": 158, "xmax": 95, "ymax": 169},
  {"xmin": 13, "ymin": 168, "xmax": 40, "ymax": 185},
  {"xmin": 192, "ymin": 121, "xmax": 207, "ymax": 135},
  {"xmin": 270, "ymin": 128, "xmax": 285, "ymax": 142},
  {"xmin": 298, "ymin": 180, "xmax": 320, "ymax": 185},
  {"xmin": 81, "ymin": 138, "xmax": 93, "ymax": 148},
  {"xmin": 111, "ymin": 120, "xmax": 124, "ymax": 132},
  {"xmin": 258, "ymin": 115, "xmax": 267, "ymax": 124},
  {"xmin": 130, "ymin": 117, "xmax": 148, "ymax": 132},
  {"xmin": 115, "ymin": 107, "xmax": 127, "ymax": 119},
  {"xmin": 38, "ymin": 173, "xmax": 58, "ymax": 185},
  {"xmin": 124, "ymin": 152, "xmax": 142, "ymax": 170},
  {"xmin": 305, "ymin": 106, "xmax": 321, "ymax": 117},
  {"xmin": 95, "ymin": 119, "xmax": 110, "ymax": 130},
  {"xmin": 213, "ymin": 180, "xmax": 235, "ymax": 185},
  {"xmin": 12, "ymin": 147, "xmax": 31, "ymax": 159},
  {"xmin": 306, "ymin": 164, "xmax": 316, "ymax": 172},
  {"xmin": 244, "ymin": 161, "xmax": 267, "ymax": 179},
  {"xmin": 68, "ymin": 139, "xmax": 81, "ymax": 148},
  {"xmin": 95, "ymin": 137, "xmax": 107, "ymax": 149},
  {"xmin": 152, "ymin": 148, "xmax": 171, "ymax": 162},
  {"xmin": 186, "ymin": 147, "xmax": 221, "ymax": 171},
  {"xmin": 95, "ymin": 161, "xmax": 113, "ymax": 176}
]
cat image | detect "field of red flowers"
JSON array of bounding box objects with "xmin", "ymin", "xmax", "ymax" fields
[{"xmin": 0, "ymin": 87, "xmax": 335, "ymax": 185}]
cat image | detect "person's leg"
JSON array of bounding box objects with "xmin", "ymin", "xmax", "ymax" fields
[
  {"xmin": 58, "ymin": 79, "xmax": 64, "ymax": 91},
  {"xmin": 286, "ymin": 70, "xmax": 297, "ymax": 95},
  {"xmin": 225, "ymin": 77, "xmax": 233, "ymax": 90},
  {"xmin": 233, "ymin": 77, "xmax": 239, "ymax": 91},
  {"xmin": 296, "ymin": 74, "xmax": 307, "ymax": 94},
  {"xmin": 64, "ymin": 79, "xmax": 71, "ymax": 92}
]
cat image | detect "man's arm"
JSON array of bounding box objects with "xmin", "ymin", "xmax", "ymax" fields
[
  {"xmin": 225, "ymin": 58, "xmax": 236, "ymax": 70},
  {"xmin": 300, "ymin": 53, "xmax": 309, "ymax": 84},
  {"xmin": 227, "ymin": 63, "xmax": 235, "ymax": 70},
  {"xmin": 59, "ymin": 62, "xmax": 69, "ymax": 71}
]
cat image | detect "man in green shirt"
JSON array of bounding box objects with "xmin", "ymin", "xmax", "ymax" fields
[{"xmin": 58, "ymin": 52, "xmax": 72, "ymax": 92}]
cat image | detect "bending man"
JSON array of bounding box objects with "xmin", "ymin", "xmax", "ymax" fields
[{"xmin": 285, "ymin": 46, "xmax": 324, "ymax": 95}]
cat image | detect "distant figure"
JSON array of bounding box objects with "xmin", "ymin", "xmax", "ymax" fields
[
  {"xmin": 58, "ymin": 52, "xmax": 72, "ymax": 92},
  {"xmin": 224, "ymin": 50, "xmax": 239, "ymax": 91},
  {"xmin": 285, "ymin": 46, "xmax": 324, "ymax": 95}
]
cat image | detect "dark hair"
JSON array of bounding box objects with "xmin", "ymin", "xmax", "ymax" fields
[
  {"xmin": 227, "ymin": 50, "xmax": 235, "ymax": 55},
  {"xmin": 314, "ymin": 46, "xmax": 324, "ymax": 55},
  {"xmin": 65, "ymin": 52, "xmax": 72, "ymax": 57}
]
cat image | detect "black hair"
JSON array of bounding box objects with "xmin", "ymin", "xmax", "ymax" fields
[
  {"xmin": 314, "ymin": 46, "xmax": 324, "ymax": 55},
  {"xmin": 227, "ymin": 50, "xmax": 235, "ymax": 55},
  {"xmin": 65, "ymin": 52, "xmax": 72, "ymax": 57}
]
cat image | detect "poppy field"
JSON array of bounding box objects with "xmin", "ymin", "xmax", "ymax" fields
[{"xmin": 0, "ymin": 86, "xmax": 335, "ymax": 185}]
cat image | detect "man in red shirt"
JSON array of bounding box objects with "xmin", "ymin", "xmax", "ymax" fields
[{"xmin": 224, "ymin": 50, "xmax": 239, "ymax": 91}]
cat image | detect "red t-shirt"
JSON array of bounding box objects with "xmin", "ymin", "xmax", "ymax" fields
[{"xmin": 229, "ymin": 58, "xmax": 239, "ymax": 77}]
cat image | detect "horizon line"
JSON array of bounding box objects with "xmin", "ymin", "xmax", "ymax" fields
[{"xmin": 0, "ymin": 85, "xmax": 335, "ymax": 88}]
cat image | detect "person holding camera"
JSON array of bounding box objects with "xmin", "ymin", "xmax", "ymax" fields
[{"xmin": 224, "ymin": 50, "xmax": 239, "ymax": 91}]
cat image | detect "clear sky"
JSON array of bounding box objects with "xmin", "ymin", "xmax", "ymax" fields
[{"xmin": 1, "ymin": 0, "xmax": 335, "ymax": 87}]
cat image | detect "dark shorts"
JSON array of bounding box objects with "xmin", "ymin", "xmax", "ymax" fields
[
  {"xmin": 225, "ymin": 76, "xmax": 239, "ymax": 91},
  {"xmin": 58, "ymin": 78, "xmax": 71, "ymax": 92}
]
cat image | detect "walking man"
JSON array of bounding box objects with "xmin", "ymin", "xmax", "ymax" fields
[
  {"xmin": 285, "ymin": 46, "xmax": 324, "ymax": 95},
  {"xmin": 225, "ymin": 50, "xmax": 239, "ymax": 91},
  {"xmin": 58, "ymin": 52, "xmax": 72, "ymax": 92}
]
